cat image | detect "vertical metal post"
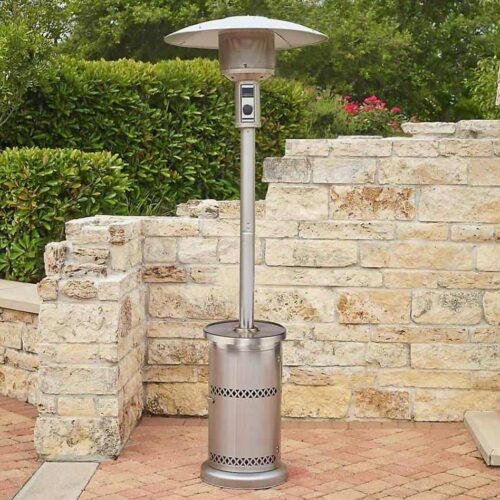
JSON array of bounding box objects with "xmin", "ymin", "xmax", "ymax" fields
[
  {"xmin": 239, "ymin": 126, "xmax": 256, "ymax": 331},
  {"xmin": 235, "ymin": 80, "xmax": 260, "ymax": 332}
]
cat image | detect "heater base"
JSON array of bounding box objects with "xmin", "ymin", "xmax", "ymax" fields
[{"xmin": 201, "ymin": 462, "xmax": 287, "ymax": 489}]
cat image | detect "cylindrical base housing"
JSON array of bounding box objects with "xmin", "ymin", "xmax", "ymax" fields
[
  {"xmin": 201, "ymin": 461, "xmax": 287, "ymax": 489},
  {"xmin": 202, "ymin": 320, "xmax": 286, "ymax": 488}
]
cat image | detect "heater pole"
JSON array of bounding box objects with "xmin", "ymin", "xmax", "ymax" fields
[
  {"xmin": 236, "ymin": 79, "xmax": 260, "ymax": 332},
  {"xmin": 239, "ymin": 126, "xmax": 256, "ymax": 331}
]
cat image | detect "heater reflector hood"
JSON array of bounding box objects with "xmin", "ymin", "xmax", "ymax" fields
[{"xmin": 164, "ymin": 15, "xmax": 327, "ymax": 50}]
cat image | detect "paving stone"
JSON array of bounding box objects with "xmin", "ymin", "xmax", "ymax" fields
[{"xmin": 16, "ymin": 462, "xmax": 98, "ymax": 500}]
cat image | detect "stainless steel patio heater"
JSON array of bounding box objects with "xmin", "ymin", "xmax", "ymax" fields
[{"xmin": 165, "ymin": 16, "xmax": 327, "ymax": 489}]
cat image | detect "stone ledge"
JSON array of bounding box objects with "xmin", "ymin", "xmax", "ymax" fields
[
  {"xmin": 0, "ymin": 279, "xmax": 40, "ymax": 314},
  {"xmin": 456, "ymin": 120, "xmax": 500, "ymax": 139},
  {"xmin": 465, "ymin": 411, "xmax": 500, "ymax": 466},
  {"xmin": 401, "ymin": 122, "xmax": 456, "ymax": 138},
  {"xmin": 402, "ymin": 120, "xmax": 500, "ymax": 139}
]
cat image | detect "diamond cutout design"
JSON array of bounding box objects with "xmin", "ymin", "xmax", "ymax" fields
[
  {"xmin": 209, "ymin": 386, "xmax": 277, "ymax": 399},
  {"xmin": 209, "ymin": 452, "xmax": 276, "ymax": 467}
]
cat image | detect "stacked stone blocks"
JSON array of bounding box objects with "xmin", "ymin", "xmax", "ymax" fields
[
  {"xmin": 0, "ymin": 308, "xmax": 38, "ymax": 404},
  {"xmin": 146, "ymin": 122, "xmax": 500, "ymax": 423},
  {"xmin": 34, "ymin": 120, "xmax": 500, "ymax": 460},
  {"xmin": 36, "ymin": 218, "xmax": 145, "ymax": 460}
]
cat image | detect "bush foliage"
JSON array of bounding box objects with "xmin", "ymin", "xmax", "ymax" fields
[
  {"xmin": 0, "ymin": 57, "xmax": 310, "ymax": 213},
  {"xmin": 0, "ymin": 0, "xmax": 67, "ymax": 126},
  {"xmin": 0, "ymin": 147, "xmax": 128, "ymax": 282},
  {"xmin": 468, "ymin": 57, "xmax": 500, "ymax": 120}
]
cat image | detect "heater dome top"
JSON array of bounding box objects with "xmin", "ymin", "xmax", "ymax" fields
[{"xmin": 164, "ymin": 15, "xmax": 327, "ymax": 50}]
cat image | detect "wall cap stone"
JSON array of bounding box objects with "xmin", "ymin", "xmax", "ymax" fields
[
  {"xmin": 176, "ymin": 199, "xmax": 219, "ymax": 218},
  {"xmin": 402, "ymin": 120, "xmax": 500, "ymax": 139},
  {"xmin": 0, "ymin": 280, "xmax": 40, "ymax": 314},
  {"xmin": 401, "ymin": 122, "xmax": 456, "ymax": 138},
  {"xmin": 455, "ymin": 120, "xmax": 500, "ymax": 139}
]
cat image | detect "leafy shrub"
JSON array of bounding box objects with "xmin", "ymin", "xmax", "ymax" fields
[
  {"xmin": 0, "ymin": 147, "xmax": 128, "ymax": 282},
  {"xmin": 468, "ymin": 57, "xmax": 500, "ymax": 119},
  {"xmin": 309, "ymin": 92, "xmax": 406, "ymax": 138},
  {"xmin": 0, "ymin": 0, "xmax": 66, "ymax": 126},
  {"xmin": 0, "ymin": 57, "xmax": 310, "ymax": 212}
]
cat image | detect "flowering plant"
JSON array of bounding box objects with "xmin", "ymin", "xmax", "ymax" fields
[
  {"xmin": 342, "ymin": 95, "xmax": 403, "ymax": 131},
  {"xmin": 309, "ymin": 91, "xmax": 407, "ymax": 138}
]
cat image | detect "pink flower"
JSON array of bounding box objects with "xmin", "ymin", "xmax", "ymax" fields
[
  {"xmin": 364, "ymin": 95, "xmax": 379, "ymax": 104},
  {"xmin": 343, "ymin": 95, "xmax": 351, "ymax": 101},
  {"xmin": 344, "ymin": 103, "xmax": 359, "ymax": 115},
  {"xmin": 391, "ymin": 106, "xmax": 401, "ymax": 113},
  {"xmin": 315, "ymin": 95, "xmax": 323, "ymax": 101}
]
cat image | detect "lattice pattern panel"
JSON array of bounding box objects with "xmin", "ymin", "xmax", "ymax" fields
[
  {"xmin": 209, "ymin": 453, "xmax": 277, "ymax": 467},
  {"xmin": 209, "ymin": 385, "xmax": 277, "ymax": 399}
]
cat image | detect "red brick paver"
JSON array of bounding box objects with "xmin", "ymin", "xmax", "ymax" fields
[
  {"xmin": 0, "ymin": 395, "xmax": 498, "ymax": 499},
  {"xmin": 82, "ymin": 419, "xmax": 500, "ymax": 499},
  {"xmin": 0, "ymin": 396, "xmax": 39, "ymax": 500}
]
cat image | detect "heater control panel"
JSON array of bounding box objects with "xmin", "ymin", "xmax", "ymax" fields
[
  {"xmin": 240, "ymin": 84, "xmax": 255, "ymax": 122},
  {"xmin": 236, "ymin": 82, "xmax": 260, "ymax": 128}
]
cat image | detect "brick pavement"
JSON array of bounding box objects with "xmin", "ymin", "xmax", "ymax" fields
[
  {"xmin": 81, "ymin": 418, "xmax": 500, "ymax": 499},
  {"xmin": 0, "ymin": 396, "xmax": 499, "ymax": 499},
  {"xmin": 0, "ymin": 396, "xmax": 40, "ymax": 500}
]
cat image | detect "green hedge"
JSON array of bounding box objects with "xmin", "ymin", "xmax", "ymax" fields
[
  {"xmin": 0, "ymin": 147, "xmax": 128, "ymax": 282},
  {"xmin": 0, "ymin": 57, "xmax": 311, "ymax": 214},
  {"xmin": 468, "ymin": 57, "xmax": 500, "ymax": 119}
]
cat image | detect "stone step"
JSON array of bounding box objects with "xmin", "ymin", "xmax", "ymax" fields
[{"xmin": 464, "ymin": 411, "xmax": 500, "ymax": 466}]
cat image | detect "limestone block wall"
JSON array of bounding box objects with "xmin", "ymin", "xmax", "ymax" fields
[
  {"xmin": 144, "ymin": 122, "xmax": 500, "ymax": 422},
  {"xmin": 0, "ymin": 307, "xmax": 39, "ymax": 403},
  {"xmin": 36, "ymin": 218, "xmax": 146, "ymax": 460},
  {"xmin": 35, "ymin": 120, "xmax": 500, "ymax": 459}
]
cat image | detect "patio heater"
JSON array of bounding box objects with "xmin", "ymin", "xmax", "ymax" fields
[{"xmin": 165, "ymin": 16, "xmax": 327, "ymax": 489}]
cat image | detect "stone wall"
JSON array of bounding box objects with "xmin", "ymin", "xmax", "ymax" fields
[
  {"xmin": 36, "ymin": 219, "xmax": 146, "ymax": 460},
  {"xmin": 144, "ymin": 122, "xmax": 500, "ymax": 423},
  {"xmin": 36, "ymin": 120, "xmax": 500, "ymax": 460},
  {"xmin": 0, "ymin": 307, "xmax": 38, "ymax": 403}
]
